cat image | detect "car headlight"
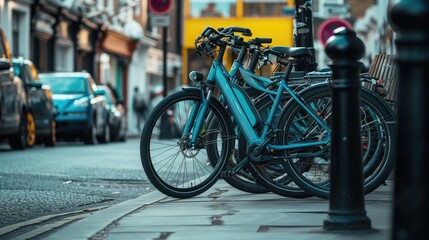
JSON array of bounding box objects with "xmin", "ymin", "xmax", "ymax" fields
[
  {"xmin": 113, "ymin": 110, "xmax": 121, "ymax": 117},
  {"xmin": 73, "ymin": 97, "xmax": 89, "ymax": 107}
]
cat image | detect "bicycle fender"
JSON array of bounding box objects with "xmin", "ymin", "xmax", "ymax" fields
[{"xmin": 182, "ymin": 87, "xmax": 201, "ymax": 92}]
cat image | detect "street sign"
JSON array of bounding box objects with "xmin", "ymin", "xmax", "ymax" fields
[
  {"xmin": 148, "ymin": 0, "xmax": 173, "ymax": 15},
  {"xmin": 317, "ymin": 18, "xmax": 353, "ymax": 45},
  {"xmin": 151, "ymin": 14, "xmax": 171, "ymax": 27},
  {"xmin": 323, "ymin": 3, "xmax": 350, "ymax": 17}
]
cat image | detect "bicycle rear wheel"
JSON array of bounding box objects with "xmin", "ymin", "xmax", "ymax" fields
[
  {"xmin": 140, "ymin": 89, "xmax": 235, "ymax": 198},
  {"xmin": 278, "ymin": 84, "xmax": 396, "ymax": 199}
]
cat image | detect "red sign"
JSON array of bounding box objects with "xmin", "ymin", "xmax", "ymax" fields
[
  {"xmin": 318, "ymin": 18, "xmax": 353, "ymax": 45},
  {"xmin": 149, "ymin": 0, "xmax": 172, "ymax": 15}
]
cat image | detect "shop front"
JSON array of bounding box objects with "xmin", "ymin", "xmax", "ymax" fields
[{"xmin": 98, "ymin": 29, "xmax": 138, "ymax": 110}]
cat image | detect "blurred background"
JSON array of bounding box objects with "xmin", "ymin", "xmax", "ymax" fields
[{"xmin": 0, "ymin": 0, "xmax": 396, "ymax": 137}]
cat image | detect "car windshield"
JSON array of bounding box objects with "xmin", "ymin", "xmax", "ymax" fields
[{"xmin": 40, "ymin": 77, "xmax": 87, "ymax": 94}]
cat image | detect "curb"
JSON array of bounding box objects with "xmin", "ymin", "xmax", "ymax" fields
[{"xmin": 45, "ymin": 190, "xmax": 167, "ymax": 240}]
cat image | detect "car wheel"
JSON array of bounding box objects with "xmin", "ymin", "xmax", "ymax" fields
[
  {"xmin": 119, "ymin": 121, "xmax": 127, "ymax": 142},
  {"xmin": 110, "ymin": 121, "xmax": 120, "ymax": 142},
  {"xmin": 9, "ymin": 111, "xmax": 27, "ymax": 150},
  {"xmin": 44, "ymin": 118, "xmax": 56, "ymax": 147},
  {"xmin": 26, "ymin": 112, "xmax": 36, "ymax": 147},
  {"xmin": 98, "ymin": 122, "xmax": 110, "ymax": 144},
  {"xmin": 119, "ymin": 134, "xmax": 126, "ymax": 142},
  {"xmin": 84, "ymin": 118, "xmax": 98, "ymax": 145}
]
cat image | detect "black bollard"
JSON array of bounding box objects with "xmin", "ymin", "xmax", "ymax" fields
[
  {"xmin": 323, "ymin": 27, "xmax": 372, "ymax": 230},
  {"xmin": 389, "ymin": 1, "xmax": 429, "ymax": 239}
]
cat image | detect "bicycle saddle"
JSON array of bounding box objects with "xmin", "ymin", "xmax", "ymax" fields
[
  {"xmin": 287, "ymin": 47, "xmax": 313, "ymax": 58},
  {"xmin": 271, "ymin": 46, "xmax": 290, "ymax": 55}
]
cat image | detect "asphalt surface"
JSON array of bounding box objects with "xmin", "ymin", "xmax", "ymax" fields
[
  {"xmin": 44, "ymin": 179, "xmax": 393, "ymax": 240},
  {"xmin": 0, "ymin": 138, "xmax": 152, "ymax": 231}
]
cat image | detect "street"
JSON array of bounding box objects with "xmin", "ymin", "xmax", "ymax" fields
[{"xmin": 0, "ymin": 137, "xmax": 153, "ymax": 239}]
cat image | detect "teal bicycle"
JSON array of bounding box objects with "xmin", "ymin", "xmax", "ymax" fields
[{"xmin": 140, "ymin": 26, "xmax": 395, "ymax": 198}]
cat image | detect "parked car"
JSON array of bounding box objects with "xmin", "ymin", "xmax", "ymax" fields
[
  {"xmin": 38, "ymin": 72, "xmax": 109, "ymax": 144},
  {"xmin": 12, "ymin": 58, "xmax": 56, "ymax": 147},
  {"xmin": 0, "ymin": 27, "xmax": 28, "ymax": 150},
  {"xmin": 97, "ymin": 85, "xmax": 127, "ymax": 142}
]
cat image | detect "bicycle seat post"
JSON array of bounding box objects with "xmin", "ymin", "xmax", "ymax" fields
[
  {"xmin": 248, "ymin": 47, "xmax": 261, "ymax": 73},
  {"xmin": 235, "ymin": 42, "xmax": 248, "ymax": 65},
  {"xmin": 281, "ymin": 59, "xmax": 294, "ymax": 82}
]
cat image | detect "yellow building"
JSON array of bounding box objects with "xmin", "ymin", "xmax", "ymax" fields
[{"xmin": 182, "ymin": 0, "xmax": 295, "ymax": 85}]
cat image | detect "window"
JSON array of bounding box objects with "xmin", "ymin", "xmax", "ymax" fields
[
  {"xmin": 12, "ymin": 10, "xmax": 24, "ymax": 57},
  {"xmin": 189, "ymin": 0, "xmax": 236, "ymax": 18},
  {"xmin": 243, "ymin": 0, "xmax": 287, "ymax": 17},
  {"xmin": 55, "ymin": 44, "xmax": 73, "ymax": 72}
]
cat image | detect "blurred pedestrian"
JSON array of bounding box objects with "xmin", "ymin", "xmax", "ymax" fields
[{"xmin": 132, "ymin": 86, "xmax": 147, "ymax": 131}]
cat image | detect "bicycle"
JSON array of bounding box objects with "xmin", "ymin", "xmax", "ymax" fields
[
  {"xmin": 217, "ymin": 38, "xmax": 328, "ymax": 197},
  {"xmin": 231, "ymin": 43, "xmax": 395, "ymax": 199},
  {"xmin": 140, "ymin": 26, "xmax": 395, "ymax": 199},
  {"xmin": 213, "ymin": 36, "xmax": 394, "ymax": 199}
]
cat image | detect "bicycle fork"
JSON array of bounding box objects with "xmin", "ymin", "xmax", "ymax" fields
[{"xmin": 181, "ymin": 88, "xmax": 214, "ymax": 149}]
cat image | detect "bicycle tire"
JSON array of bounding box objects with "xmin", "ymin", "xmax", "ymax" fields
[
  {"xmin": 205, "ymin": 114, "xmax": 269, "ymax": 194},
  {"xmin": 277, "ymin": 83, "xmax": 396, "ymax": 199},
  {"xmin": 140, "ymin": 89, "xmax": 235, "ymax": 198},
  {"xmin": 238, "ymin": 94, "xmax": 314, "ymax": 198},
  {"xmin": 209, "ymin": 87, "xmax": 273, "ymax": 194}
]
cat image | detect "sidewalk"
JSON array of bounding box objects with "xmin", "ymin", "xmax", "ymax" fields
[{"xmin": 45, "ymin": 180, "xmax": 393, "ymax": 240}]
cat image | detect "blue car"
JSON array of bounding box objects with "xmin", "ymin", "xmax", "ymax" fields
[
  {"xmin": 39, "ymin": 72, "xmax": 109, "ymax": 144},
  {"xmin": 97, "ymin": 85, "xmax": 127, "ymax": 142}
]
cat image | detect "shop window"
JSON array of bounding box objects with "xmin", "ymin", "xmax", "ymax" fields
[
  {"xmin": 55, "ymin": 44, "xmax": 73, "ymax": 72},
  {"xmin": 12, "ymin": 10, "xmax": 25, "ymax": 57},
  {"xmin": 243, "ymin": 0, "xmax": 287, "ymax": 17},
  {"xmin": 189, "ymin": 0, "xmax": 236, "ymax": 18}
]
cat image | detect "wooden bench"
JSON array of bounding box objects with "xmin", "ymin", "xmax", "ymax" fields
[{"xmin": 365, "ymin": 54, "xmax": 399, "ymax": 112}]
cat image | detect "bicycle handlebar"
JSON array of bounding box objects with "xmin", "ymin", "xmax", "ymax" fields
[
  {"xmin": 203, "ymin": 26, "xmax": 253, "ymax": 42},
  {"xmin": 195, "ymin": 26, "xmax": 259, "ymax": 57},
  {"xmin": 248, "ymin": 38, "xmax": 272, "ymax": 45},
  {"xmin": 263, "ymin": 48, "xmax": 285, "ymax": 58}
]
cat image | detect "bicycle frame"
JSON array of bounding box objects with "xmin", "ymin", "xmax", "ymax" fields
[{"xmin": 184, "ymin": 43, "xmax": 331, "ymax": 166}]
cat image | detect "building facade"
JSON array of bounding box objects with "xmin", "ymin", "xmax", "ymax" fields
[
  {"xmin": 0, "ymin": 0, "xmax": 183, "ymax": 137},
  {"xmin": 312, "ymin": 0, "xmax": 396, "ymax": 69}
]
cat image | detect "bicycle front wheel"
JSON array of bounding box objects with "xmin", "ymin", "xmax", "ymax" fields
[{"xmin": 140, "ymin": 89, "xmax": 235, "ymax": 198}]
